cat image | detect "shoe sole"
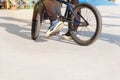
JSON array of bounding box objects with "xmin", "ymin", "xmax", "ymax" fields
[{"xmin": 62, "ymin": 35, "xmax": 72, "ymax": 40}]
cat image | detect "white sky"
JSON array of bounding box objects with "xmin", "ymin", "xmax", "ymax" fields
[{"xmin": 116, "ymin": 0, "xmax": 120, "ymax": 3}]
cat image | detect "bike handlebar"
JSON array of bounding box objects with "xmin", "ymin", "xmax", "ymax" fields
[{"xmin": 57, "ymin": 0, "xmax": 70, "ymax": 5}]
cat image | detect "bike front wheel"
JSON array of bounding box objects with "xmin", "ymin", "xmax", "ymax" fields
[
  {"xmin": 31, "ymin": 1, "xmax": 44, "ymax": 40},
  {"xmin": 70, "ymin": 3, "xmax": 102, "ymax": 46},
  {"xmin": 31, "ymin": 13, "xmax": 41, "ymax": 40}
]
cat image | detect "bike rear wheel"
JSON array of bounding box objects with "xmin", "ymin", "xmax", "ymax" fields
[{"xmin": 70, "ymin": 3, "xmax": 102, "ymax": 46}]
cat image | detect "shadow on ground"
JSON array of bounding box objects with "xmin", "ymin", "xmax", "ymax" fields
[
  {"xmin": 0, "ymin": 22, "xmax": 77, "ymax": 45},
  {"xmin": 100, "ymin": 33, "xmax": 120, "ymax": 46},
  {"xmin": 103, "ymin": 24, "xmax": 120, "ymax": 27},
  {"xmin": 0, "ymin": 16, "xmax": 120, "ymax": 46},
  {"xmin": 0, "ymin": 22, "xmax": 120, "ymax": 46},
  {"xmin": 0, "ymin": 23, "xmax": 31, "ymax": 40},
  {"xmin": 0, "ymin": 17, "xmax": 31, "ymax": 24},
  {"xmin": 103, "ymin": 15, "xmax": 120, "ymax": 19}
]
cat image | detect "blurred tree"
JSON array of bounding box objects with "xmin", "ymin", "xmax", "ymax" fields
[{"xmin": 108, "ymin": 0, "xmax": 116, "ymax": 2}]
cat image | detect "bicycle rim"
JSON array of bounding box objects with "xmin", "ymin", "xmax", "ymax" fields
[{"xmin": 70, "ymin": 3, "xmax": 102, "ymax": 46}]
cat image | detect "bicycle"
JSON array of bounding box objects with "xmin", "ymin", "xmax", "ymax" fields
[{"xmin": 31, "ymin": 0, "xmax": 102, "ymax": 46}]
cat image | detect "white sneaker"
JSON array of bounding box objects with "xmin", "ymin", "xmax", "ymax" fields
[
  {"xmin": 45, "ymin": 21, "xmax": 64, "ymax": 38},
  {"xmin": 62, "ymin": 34, "xmax": 72, "ymax": 40}
]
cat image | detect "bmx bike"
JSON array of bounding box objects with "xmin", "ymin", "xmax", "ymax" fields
[{"xmin": 31, "ymin": 0, "xmax": 102, "ymax": 46}]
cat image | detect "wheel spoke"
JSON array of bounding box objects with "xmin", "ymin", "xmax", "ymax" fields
[{"xmin": 70, "ymin": 3, "xmax": 102, "ymax": 45}]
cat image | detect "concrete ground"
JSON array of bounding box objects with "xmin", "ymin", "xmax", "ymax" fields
[{"xmin": 0, "ymin": 5, "xmax": 120, "ymax": 80}]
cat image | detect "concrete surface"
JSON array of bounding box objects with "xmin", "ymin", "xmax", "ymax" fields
[{"xmin": 0, "ymin": 6, "xmax": 120, "ymax": 80}]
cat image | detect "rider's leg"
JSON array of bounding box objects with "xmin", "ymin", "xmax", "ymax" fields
[
  {"xmin": 62, "ymin": 0, "xmax": 80, "ymax": 40},
  {"xmin": 43, "ymin": 0, "xmax": 63, "ymax": 38},
  {"xmin": 71, "ymin": 0, "xmax": 79, "ymax": 5}
]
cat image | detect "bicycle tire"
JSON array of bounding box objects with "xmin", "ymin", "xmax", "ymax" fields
[
  {"xmin": 31, "ymin": 13, "xmax": 41, "ymax": 40},
  {"xmin": 70, "ymin": 3, "xmax": 102, "ymax": 46},
  {"xmin": 31, "ymin": 2, "xmax": 43, "ymax": 40}
]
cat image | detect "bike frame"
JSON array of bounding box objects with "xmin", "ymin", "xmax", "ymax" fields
[
  {"xmin": 57, "ymin": 0, "xmax": 89, "ymax": 26},
  {"xmin": 32, "ymin": 0, "xmax": 44, "ymax": 22},
  {"xmin": 57, "ymin": 0, "xmax": 81, "ymax": 25}
]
